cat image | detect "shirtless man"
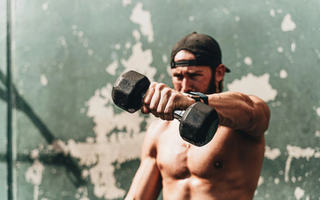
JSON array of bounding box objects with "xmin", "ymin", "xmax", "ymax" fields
[{"xmin": 125, "ymin": 32, "xmax": 270, "ymax": 200}]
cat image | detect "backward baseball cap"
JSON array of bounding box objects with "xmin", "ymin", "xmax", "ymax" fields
[{"xmin": 170, "ymin": 32, "xmax": 231, "ymax": 73}]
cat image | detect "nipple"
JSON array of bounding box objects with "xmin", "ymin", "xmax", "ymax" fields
[{"xmin": 214, "ymin": 162, "xmax": 223, "ymax": 169}]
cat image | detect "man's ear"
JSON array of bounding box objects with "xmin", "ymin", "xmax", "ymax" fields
[{"xmin": 215, "ymin": 64, "xmax": 226, "ymax": 82}]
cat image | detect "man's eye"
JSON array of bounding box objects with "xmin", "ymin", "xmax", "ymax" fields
[
  {"xmin": 190, "ymin": 74, "xmax": 201, "ymax": 79},
  {"xmin": 174, "ymin": 75, "xmax": 183, "ymax": 79}
]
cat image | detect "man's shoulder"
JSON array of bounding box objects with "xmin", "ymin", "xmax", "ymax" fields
[{"xmin": 147, "ymin": 119, "xmax": 175, "ymax": 135}]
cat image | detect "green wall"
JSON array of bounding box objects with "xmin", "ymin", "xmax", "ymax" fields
[{"xmin": 1, "ymin": 0, "xmax": 320, "ymax": 199}]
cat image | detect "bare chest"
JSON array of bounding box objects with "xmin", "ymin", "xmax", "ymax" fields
[{"xmin": 156, "ymin": 122, "xmax": 231, "ymax": 179}]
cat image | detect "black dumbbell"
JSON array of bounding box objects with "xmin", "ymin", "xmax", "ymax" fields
[{"xmin": 112, "ymin": 70, "xmax": 219, "ymax": 147}]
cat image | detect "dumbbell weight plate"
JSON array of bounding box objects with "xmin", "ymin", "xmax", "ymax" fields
[
  {"xmin": 179, "ymin": 102, "xmax": 219, "ymax": 146},
  {"xmin": 112, "ymin": 70, "xmax": 150, "ymax": 113}
]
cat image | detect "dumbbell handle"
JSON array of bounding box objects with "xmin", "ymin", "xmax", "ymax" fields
[{"xmin": 173, "ymin": 110, "xmax": 185, "ymax": 121}]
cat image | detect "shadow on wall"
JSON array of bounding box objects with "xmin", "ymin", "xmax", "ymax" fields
[{"xmin": 0, "ymin": 69, "xmax": 86, "ymax": 188}]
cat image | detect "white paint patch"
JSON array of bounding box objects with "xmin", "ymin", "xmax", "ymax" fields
[
  {"xmin": 281, "ymin": 14, "xmax": 296, "ymax": 32},
  {"xmin": 122, "ymin": 0, "xmax": 131, "ymax": 7},
  {"xmin": 125, "ymin": 42, "xmax": 131, "ymax": 49},
  {"xmin": 227, "ymin": 73, "xmax": 278, "ymax": 102},
  {"xmin": 291, "ymin": 42, "xmax": 296, "ymax": 52},
  {"xmin": 258, "ymin": 176, "xmax": 264, "ymax": 186},
  {"xmin": 132, "ymin": 29, "xmax": 140, "ymax": 41},
  {"xmin": 162, "ymin": 54, "xmax": 168, "ymax": 63},
  {"xmin": 314, "ymin": 151, "xmax": 320, "ymax": 158},
  {"xmin": 294, "ymin": 187, "xmax": 305, "ymax": 200},
  {"xmin": 270, "ymin": 9, "xmax": 275, "ymax": 17},
  {"xmin": 279, "ymin": 69, "xmax": 288, "ymax": 79},
  {"xmin": 40, "ymin": 74, "xmax": 48, "ymax": 86},
  {"xmin": 63, "ymin": 83, "xmax": 157, "ymax": 199},
  {"xmin": 315, "ymin": 130, "xmax": 320, "ymax": 137},
  {"xmin": 42, "ymin": 2, "xmax": 50, "ymax": 11},
  {"xmin": 87, "ymin": 49, "xmax": 93, "ymax": 56},
  {"xmin": 114, "ymin": 43, "xmax": 121, "ymax": 50},
  {"xmin": 244, "ymin": 56, "xmax": 253, "ymax": 66},
  {"xmin": 285, "ymin": 145, "xmax": 315, "ymax": 182},
  {"xmin": 105, "ymin": 60, "xmax": 119, "ymax": 76},
  {"xmin": 52, "ymin": 140, "xmax": 69, "ymax": 155},
  {"xmin": 25, "ymin": 159, "xmax": 45, "ymax": 200},
  {"xmin": 167, "ymin": 65, "xmax": 172, "ymax": 77},
  {"xmin": 57, "ymin": 36, "xmax": 67, "ymax": 48},
  {"xmin": 316, "ymin": 107, "xmax": 320, "ymax": 116},
  {"xmin": 75, "ymin": 187, "xmax": 90, "ymax": 200},
  {"xmin": 121, "ymin": 42, "xmax": 157, "ymax": 80},
  {"xmin": 222, "ymin": 8, "xmax": 230, "ymax": 15},
  {"xmin": 265, "ymin": 146, "xmax": 281, "ymax": 160},
  {"xmin": 277, "ymin": 47, "xmax": 283, "ymax": 53},
  {"xmin": 130, "ymin": 3, "xmax": 154, "ymax": 43}
]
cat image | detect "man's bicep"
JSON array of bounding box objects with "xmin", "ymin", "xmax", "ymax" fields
[
  {"xmin": 126, "ymin": 121, "xmax": 162, "ymax": 200},
  {"xmin": 125, "ymin": 156, "xmax": 162, "ymax": 200}
]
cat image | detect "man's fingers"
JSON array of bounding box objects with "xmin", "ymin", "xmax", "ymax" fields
[
  {"xmin": 143, "ymin": 82, "xmax": 156, "ymax": 106},
  {"xmin": 141, "ymin": 105, "xmax": 150, "ymax": 114}
]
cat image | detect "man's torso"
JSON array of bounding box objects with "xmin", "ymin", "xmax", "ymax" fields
[{"xmin": 151, "ymin": 120, "xmax": 265, "ymax": 200}]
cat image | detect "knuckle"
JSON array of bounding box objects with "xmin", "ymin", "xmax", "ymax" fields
[
  {"xmin": 161, "ymin": 87, "xmax": 171, "ymax": 96},
  {"xmin": 149, "ymin": 104, "xmax": 156, "ymax": 111},
  {"xmin": 170, "ymin": 92, "xmax": 179, "ymax": 101},
  {"xmin": 164, "ymin": 109, "xmax": 171, "ymax": 115},
  {"xmin": 155, "ymin": 83, "xmax": 166, "ymax": 90},
  {"xmin": 149, "ymin": 82, "xmax": 157, "ymax": 88}
]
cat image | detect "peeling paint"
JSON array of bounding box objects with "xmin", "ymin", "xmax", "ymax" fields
[
  {"xmin": 25, "ymin": 157, "xmax": 45, "ymax": 200},
  {"xmin": 277, "ymin": 46, "xmax": 283, "ymax": 53},
  {"xmin": 279, "ymin": 69, "xmax": 288, "ymax": 79},
  {"xmin": 106, "ymin": 60, "xmax": 119, "ymax": 76},
  {"xmin": 227, "ymin": 73, "xmax": 278, "ymax": 102},
  {"xmin": 281, "ymin": 14, "xmax": 296, "ymax": 32},
  {"xmin": 120, "ymin": 42, "xmax": 157, "ymax": 80},
  {"xmin": 162, "ymin": 54, "xmax": 168, "ymax": 63},
  {"xmin": 291, "ymin": 42, "xmax": 296, "ymax": 52},
  {"xmin": 40, "ymin": 74, "xmax": 48, "ymax": 86},
  {"xmin": 62, "ymin": 82, "xmax": 156, "ymax": 199},
  {"xmin": 265, "ymin": 146, "xmax": 281, "ymax": 160},
  {"xmin": 130, "ymin": 3, "xmax": 154, "ymax": 43},
  {"xmin": 294, "ymin": 187, "xmax": 305, "ymax": 200},
  {"xmin": 270, "ymin": 9, "xmax": 275, "ymax": 17},
  {"xmin": 42, "ymin": 2, "xmax": 50, "ymax": 11},
  {"xmin": 244, "ymin": 56, "xmax": 252, "ymax": 65},
  {"xmin": 285, "ymin": 145, "xmax": 315, "ymax": 182},
  {"xmin": 316, "ymin": 107, "xmax": 320, "ymax": 117},
  {"xmin": 122, "ymin": 0, "xmax": 132, "ymax": 7}
]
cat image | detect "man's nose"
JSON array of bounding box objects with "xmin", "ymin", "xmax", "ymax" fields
[{"xmin": 181, "ymin": 78, "xmax": 193, "ymax": 93}]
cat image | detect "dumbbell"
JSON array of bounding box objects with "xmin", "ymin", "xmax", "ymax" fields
[{"xmin": 112, "ymin": 70, "xmax": 219, "ymax": 147}]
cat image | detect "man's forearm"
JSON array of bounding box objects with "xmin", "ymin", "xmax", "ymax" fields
[{"xmin": 207, "ymin": 91, "xmax": 270, "ymax": 136}]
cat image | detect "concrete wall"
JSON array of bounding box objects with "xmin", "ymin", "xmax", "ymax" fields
[{"xmin": 1, "ymin": 0, "xmax": 320, "ymax": 199}]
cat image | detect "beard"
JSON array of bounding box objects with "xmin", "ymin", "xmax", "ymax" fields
[{"xmin": 205, "ymin": 68, "xmax": 217, "ymax": 94}]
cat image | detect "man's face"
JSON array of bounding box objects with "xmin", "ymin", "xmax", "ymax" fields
[{"xmin": 171, "ymin": 50, "xmax": 214, "ymax": 94}]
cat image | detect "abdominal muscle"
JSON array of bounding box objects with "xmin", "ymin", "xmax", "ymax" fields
[{"xmin": 154, "ymin": 120, "xmax": 264, "ymax": 200}]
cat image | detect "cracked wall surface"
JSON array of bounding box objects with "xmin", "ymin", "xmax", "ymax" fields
[{"xmin": 1, "ymin": 0, "xmax": 320, "ymax": 199}]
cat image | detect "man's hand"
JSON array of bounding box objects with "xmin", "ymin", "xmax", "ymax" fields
[{"xmin": 141, "ymin": 82, "xmax": 194, "ymax": 120}]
